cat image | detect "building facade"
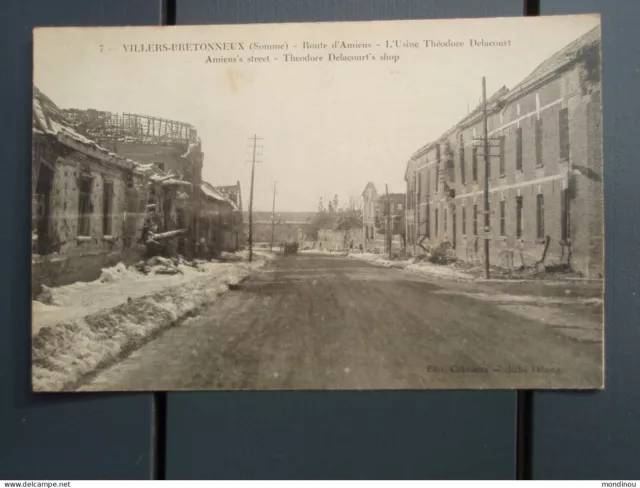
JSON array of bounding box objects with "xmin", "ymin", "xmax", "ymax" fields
[
  {"xmin": 214, "ymin": 182, "xmax": 245, "ymax": 250},
  {"xmin": 373, "ymin": 193, "xmax": 406, "ymax": 251},
  {"xmin": 32, "ymin": 88, "xmax": 149, "ymax": 293},
  {"xmin": 317, "ymin": 228, "xmax": 364, "ymax": 251},
  {"xmin": 62, "ymin": 106, "xmax": 208, "ymax": 258},
  {"xmin": 361, "ymin": 182, "xmax": 406, "ymax": 252},
  {"xmin": 361, "ymin": 182, "xmax": 378, "ymax": 248},
  {"xmin": 405, "ymin": 27, "xmax": 602, "ymax": 278}
]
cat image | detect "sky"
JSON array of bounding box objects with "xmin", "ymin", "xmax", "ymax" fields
[{"xmin": 34, "ymin": 15, "xmax": 599, "ymax": 212}]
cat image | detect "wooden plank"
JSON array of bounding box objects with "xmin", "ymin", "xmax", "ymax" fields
[
  {"xmin": 0, "ymin": 0, "xmax": 161, "ymax": 480},
  {"xmin": 169, "ymin": 0, "xmax": 522, "ymax": 479},
  {"xmin": 533, "ymin": 0, "xmax": 640, "ymax": 480}
]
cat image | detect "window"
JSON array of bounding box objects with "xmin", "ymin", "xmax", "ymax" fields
[
  {"xmin": 559, "ymin": 107, "xmax": 570, "ymax": 161},
  {"xmin": 472, "ymin": 147, "xmax": 478, "ymax": 182},
  {"xmin": 536, "ymin": 194, "xmax": 545, "ymax": 239},
  {"xmin": 515, "ymin": 127, "xmax": 523, "ymax": 172},
  {"xmin": 459, "ymin": 142, "xmax": 466, "ymax": 185},
  {"xmin": 78, "ymin": 176, "xmax": 92, "ymax": 236},
  {"xmin": 435, "ymin": 208, "xmax": 439, "ymax": 237},
  {"xmin": 535, "ymin": 118, "xmax": 543, "ymax": 167},
  {"xmin": 397, "ymin": 204, "xmax": 404, "ymax": 211},
  {"xmin": 499, "ymin": 200, "xmax": 506, "ymax": 237},
  {"xmin": 417, "ymin": 173, "xmax": 422, "ymax": 202},
  {"xmin": 473, "ymin": 204, "xmax": 478, "ymax": 236},
  {"xmin": 461, "ymin": 206, "xmax": 466, "ymax": 235},
  {"xmin": 425, "ymin": 202, "xmax": 431, "ymax": 238},
  {"xmin": 499, "ymin": 135, "xmax": 506, "ymax": 176},
  {"xmin": 444, "ymin": 208, "xmax": 448, "ymax": 233},
  {"xmin": 516, "ymin": 196, "xmax": 523, "ymax": 239},
  {"xmin": 102, "ymin": 180, "xmax": 113, "ymax": 236},
  {"xmin": 561, "ymin": 188, "xmax": 570, "ymax": 241}
]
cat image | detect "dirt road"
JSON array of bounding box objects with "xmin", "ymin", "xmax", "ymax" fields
[{"xmin": 81, "ymin": 253, "xmax": 603, "ymax": 391}]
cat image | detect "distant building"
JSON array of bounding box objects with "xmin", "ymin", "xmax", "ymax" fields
[
  {"xmin": 404, "ymin": 26, "xmax": 602, "ymax": 278},
  {"xmin": 361, "ymin": 182, "xmax": 378, "ymax": 248},
  {"xmin": 361, "ymin": 182, "xmax": 405, "ymax": 252},
  {"xmin": 62, "ymin": 107, "xmax": 207, "ymax": 256}
]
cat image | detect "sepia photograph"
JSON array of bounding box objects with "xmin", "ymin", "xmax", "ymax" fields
[{"xmin": 31, "ymin": 15, "xmax": 603, "ymax": 392}]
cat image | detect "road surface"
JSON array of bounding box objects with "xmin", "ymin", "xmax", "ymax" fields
[{"xmin": 81, "ymin": 253, "xmax": 603, "ymax": 390}]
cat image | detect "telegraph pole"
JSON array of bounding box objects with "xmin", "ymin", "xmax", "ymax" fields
[
  {"xmin": 247, "ymin": 134, "xmax": 262, "ymax": 263},
  {"xmin": 482, "ymin": 77, "xmax": 491, "ymax": 279},
  {"xmin": 386, "ymin": 184, "xmax": 392, "ymax": 260},
  {"xmin": 270, "ymin": 181, "xmax": 277, "ymax": 252}
]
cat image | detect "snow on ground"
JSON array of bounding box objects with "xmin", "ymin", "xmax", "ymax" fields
[
  {"xmin": 299, "ymin": 249, "xmax": 345, "ymax": 256},
  {"xmin": 432, "ymin": 289, "xmax": 603, "ymax": 343},
  {"xmin": 349, "ymin": 252, "xmax": 475, "ymax": 280},
  {"xmin": 32, "ymin": 251, "xmax": 274, "ymax": 392}
]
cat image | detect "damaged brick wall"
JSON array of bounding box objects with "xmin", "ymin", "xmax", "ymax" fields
[
  {"xmin": 318, "ymin": 229, "xmax": 364, "ymax": 251},
  {"xmin": 32, "ymin": 150, "xmax": 146, "ymax": 294}
]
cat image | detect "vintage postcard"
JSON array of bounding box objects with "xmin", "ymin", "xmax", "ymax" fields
[{"xmin": 31, "ymin": 15, "xmax": 604, "ymax": 392}]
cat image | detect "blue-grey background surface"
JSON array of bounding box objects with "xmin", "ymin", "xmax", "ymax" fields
[{"xmin": 0, "ymin": 0, "xmax": 637, "ymax": 480}]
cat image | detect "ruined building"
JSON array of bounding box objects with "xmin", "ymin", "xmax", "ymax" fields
[
  {"xmin": 404, "ymin": 26, "xmax": 602, "ymax": 278},
  {"xmin": 210, "ymin": 182, "xmax": 245, "ymax": 250}
]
